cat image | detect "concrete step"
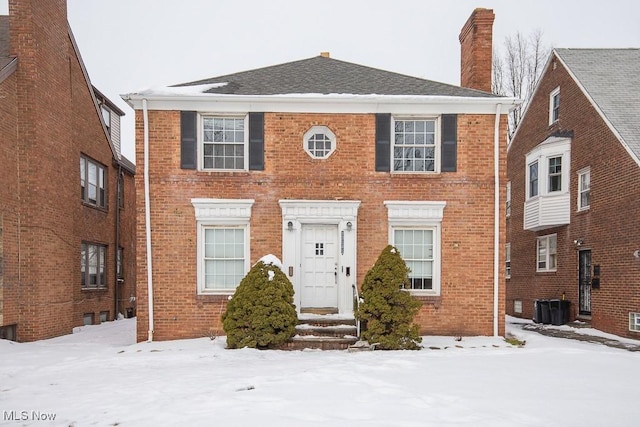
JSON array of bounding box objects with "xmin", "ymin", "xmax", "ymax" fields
[
  {"xmin": 278, "ymin": 315, "xmax": 359, "ymax": 350},
  {"xmin": 295, "ymin": 323, "xmax": 357, "ymax": 338},
  {"xmin": 281, "ymin": 336, "xmax": 359, "ymax": 351}
]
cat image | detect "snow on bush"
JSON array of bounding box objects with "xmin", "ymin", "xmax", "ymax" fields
[
  {"xmin": 222, "ymin": 258, "xmax": 297, "ymax": 349},
  {"xmin": 356, "ymin": 245, "xmax": 422, "ymax": 350}
]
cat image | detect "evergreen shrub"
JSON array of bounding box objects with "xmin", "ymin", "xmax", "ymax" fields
[
  {"xmin": 222, "ymin": 260, "xmax": 297, "ymax": 349},
  {"xmin": 356, "ymin": 245, "xmax": 422, "ymax": 350}
]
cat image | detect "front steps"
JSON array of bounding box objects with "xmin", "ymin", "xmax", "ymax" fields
[{"xmin": 279, "ymin": 315, "xmax": 359, "ymax": 350}]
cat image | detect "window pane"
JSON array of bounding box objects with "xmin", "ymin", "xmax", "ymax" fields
[
  {"xmin": 203, "ymin": 228, "xmax": 245, "ymax": 290},
  {"xmin": 81, "ymin": 244, "xmax": 86, "ymax": 286},
  {"xmin": 529, "ymin": 162, "xmax": 539, "ymax": 197}
]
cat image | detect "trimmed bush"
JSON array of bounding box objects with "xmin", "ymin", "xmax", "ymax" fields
[
  {"xmin": 222, "ymin": 259, "xmax": 297, "ymax": 349},
  {"xmin": 356, "ymin": 245, "xmax": 422, "ymax": 350}
]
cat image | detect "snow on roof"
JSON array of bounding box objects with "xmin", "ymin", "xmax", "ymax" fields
[{"xmin": 137, "ymin": 82, "xmax": 228, "ymax": 96}]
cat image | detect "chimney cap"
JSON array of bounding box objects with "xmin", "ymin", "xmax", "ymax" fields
[{"xmin": 320, "ymin": 52, "xmax": 330, "ymax": 58}]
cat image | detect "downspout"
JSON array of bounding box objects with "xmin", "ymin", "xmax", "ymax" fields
[
  {"xmin": 493, "ymin": 103, "xmax": 502, "ymax": 337},
  {"xmin": 142, "ymin": 99, "xmax": 154, "ymax": 342},
  {"xmin": 114, "ymin": 164, "xmax": 122, "ymax": 319}
]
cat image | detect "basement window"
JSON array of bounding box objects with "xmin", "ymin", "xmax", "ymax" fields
[{"xmin": 83, "ymin": 313, "xmax": 95, "ymax": 326}]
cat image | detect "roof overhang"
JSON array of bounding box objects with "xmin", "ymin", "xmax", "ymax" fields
[
  {"xmin": 121, "ymin": 92, "xmax": 519, "ymax": 115},
  {"xmin": 0, "ymin": 57, "xmax": 17, "ymax": 84}
]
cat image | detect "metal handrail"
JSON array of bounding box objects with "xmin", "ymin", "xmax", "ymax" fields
[{"xmin": 352, "ymin": 283, "xmax": 361, "ymax": 338}]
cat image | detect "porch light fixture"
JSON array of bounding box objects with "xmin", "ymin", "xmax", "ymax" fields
[
  {"xmin": 287, "ymin": 221, "xmax": 294, "ymax": 231},
  {"xmin": 573, "ymin": 238, "xmax": 583, "ymax": 247},
  {"xmin": 346, "ymin": 221, "xmax": 353, "ymax": 231}
]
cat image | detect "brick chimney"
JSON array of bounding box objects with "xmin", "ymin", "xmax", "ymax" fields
[{"xmin": 459, "ymin": 8, "xmax": 495, "ymax": 93}]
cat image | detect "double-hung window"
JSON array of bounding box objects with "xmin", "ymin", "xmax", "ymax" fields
[
  {"xmin": 505, "ymin": 243, "xmax": 511, "ymax": 278},
  {"xmin": 549, "ymin": 87, "xmax": 560, "ymax": 124},
  {"xmin": 392, "ymin": 118, "xmax": 437, "ymax": 172},
  {"xmin": 192, "ymin": 199, "xmax": 254, "ymax": 294},
  {"xmin": 81, "ymin": 242, "xmax": 107, "ymax": 288},
  {"xmin": 528, "ymin": 161, "xmax": 539, "ymax": 198},
  {"xmin": 393, "ymin": 228, "xmax": 435, "ymax": 290},
  {"xmin": 80, "ymin": 156, "xmax": 107, "ymax": 208},
  {"xmin": 385, "ymin": 201, "xmax": 445, "ymax": 295},
  {"xmin": 537, "ymin": 234, "xmax": 557, "ymax": 272},
  {"xmin": 548, "ymin": 156, "xmax": 562, "ymax": 192},
  {"xmin": 202, "ymin": 116, "xmax": 247, "ymax": 170},
  {"xmin": 578, "ymin": 168, "xmax": 590, "ymax": 211},
  {"xmin": 203, "ymin": 228, "xmax": 246, "ymax": 290},
  {"xmin": 506, "ymin": 181, "xmax": 512, "ymax": 217}
]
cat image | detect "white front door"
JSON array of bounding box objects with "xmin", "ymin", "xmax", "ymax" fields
[{"xmin": 301, "ymin": 224, "xmax": 338, "ymax": 309}]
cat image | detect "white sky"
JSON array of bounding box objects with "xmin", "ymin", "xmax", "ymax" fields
[
  {"xmin": 1, "ymin": 317, "xmax": 640, "ymax": 425},
  {"xmin": 2, "ymin": 0, "xmax": 639, "ymax": 161}
]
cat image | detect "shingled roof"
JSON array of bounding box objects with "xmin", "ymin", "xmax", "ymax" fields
[
  {"xmin": 555, "ymin": 48, "xmax": 640, "ymax": 161},
  {"xmin": 0, "ymin": 15, "xmax": 17, "ymax": 81},
  {"xmin": 176, "ymin": 55, "xmax": 498, "ymax": 98}
]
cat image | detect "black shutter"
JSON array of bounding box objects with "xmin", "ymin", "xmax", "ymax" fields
[
  {"xmin": 441, "ymin": 114, "xmax": 457, "ymax": 172},
  {"xmin": 180, "ymin": 111, "xmax": 197, "ymax": 169},
  {"xmin": 248, "ymin": 112, "xmax": 264, "ymax": 171},
  {"xmin": 375, "ymin": 113, "xmax": 391, "ymax": 172}
]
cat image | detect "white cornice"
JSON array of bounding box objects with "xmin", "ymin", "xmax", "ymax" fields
[
  {"xmin": 121, "ymin": 93, "xmax": 518, "ymax": 115},
  {"xmin": 191, "ymin": 198, "xmax": 255, "ymax": 222},
  {"xmin": 279, "ymin": 200, "xmax": 361, "ymax": 220},
  {"xmin": 384, "ymin": 201, "xmax": 447, "ymax": 223}
]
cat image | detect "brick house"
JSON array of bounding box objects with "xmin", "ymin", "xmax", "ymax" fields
[
  {"xmin": 506, "ymin": 48, "xmax": 640, "ymax": 338},
  {"xmin": 0, "ymin": 0, "xmax": 136, "ymax": 342},
  {"xmin": 123, "ymin": 8, "xmax": 516, "ymax": 342}
]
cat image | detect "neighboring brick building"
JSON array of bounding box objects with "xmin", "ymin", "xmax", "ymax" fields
[
  {"xmin": 0, "ymin": 0, "xmax": 136, "ymax": 342},
  {"xmin": 506, "ymin": 48, "xmax": 640, "ymax": 338},
  {"xmin": 123, "ymin": 8, "xmax": 515, "ymax": 342}
]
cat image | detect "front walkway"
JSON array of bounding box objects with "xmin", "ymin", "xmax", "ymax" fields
[{"xmin": 508, "ymin": 317, "xmax": 640, "ymax": 352}]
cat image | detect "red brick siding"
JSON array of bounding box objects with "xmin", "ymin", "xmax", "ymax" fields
[
  {"xmin": 0, "ymin": 0, "xmax": 136, "ymax": 341},
  {"xmin": 136, "ymin": 111, "xmax": 507, "ymax": 341},
  {"xmin": 507, "ymin": 55, "xmax": 640, "ymax": 339}
]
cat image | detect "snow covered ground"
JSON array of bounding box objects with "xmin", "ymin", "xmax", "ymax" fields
[{"xmin": 1, "ymin": 318, "xmax": 639, "ymax": 426}]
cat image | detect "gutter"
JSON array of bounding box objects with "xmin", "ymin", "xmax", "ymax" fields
[
  {"xmin": 493, "ymin": 104, "xmax": 502, "ymax": 337},
  {"xmin": 142, "ymin": 99, "xmax": 154, "ymax": 342}
]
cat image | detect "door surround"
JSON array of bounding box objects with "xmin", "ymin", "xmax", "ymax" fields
[{"xmin": 279, "ymin": 200, "xmax": 360, "ymax": 316}]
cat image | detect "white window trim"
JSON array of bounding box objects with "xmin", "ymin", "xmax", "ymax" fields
[
  {"xmin": 577, "ymin": 167, "xmax": 591, "ymax": 211},
  {"xmin": 192, "ymin": 198, "xmax": 254, "ymax": 294},
  {"xmin": 525, "ymin": 137, "xmax": 571, "ymax": 201},
  {"xmin": 526, "ymin": 160, "xmax": 539, "ymax": 199},
  {"xmin": 391, "ymin": 116, "xmax": 440, "ymax": 174},
  {"xmin": 506, "ymin": 181, "xmax": 511, "ymax": 218},
  {"xmin": 303, "ymin": 125, "xmax": 336, "ymax": 159},
  {"xmin": 536, "ymin": 234, "xmax": 557, "ymax": 273},
  {"xmin": 629, "ymin": 312, "xmax": 640, "ymax": 332},
  {"xmin": 514, "ymin": 299, "xmax": 522, "ymax": 314},
  {"xmin": 199, "ymin": 114, "xmax": 249, "ymax": 172},
  {"xmin": 384, "ymin": 201, "xmax": 445, "ymax": 296},
  {"xmin": 505, "ymin": 242, "xmax": 511, "ymax": 279},
  {"xmin": 549, "ymin": 86, "xmax": 560, "ymax": 125}
]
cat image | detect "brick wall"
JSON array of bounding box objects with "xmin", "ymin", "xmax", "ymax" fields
[
  {"xmin": 507, "ymin": 54, "xmax": 640, "ymax": 339},
  {"xmin": 135, "ymin": 110, "xmax": 507, "ymax": 341},
  {"xmin": 0, "ymin": 0, "xmax": 136, "ymax": 341},
  {"xmin": 0, "ymin": 72, "xmax": 18, "ymax": 329}
]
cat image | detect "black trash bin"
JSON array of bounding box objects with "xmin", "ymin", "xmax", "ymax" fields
[
  {"xmin": 533, "ymin": 299, "xmax": 542, "ymax": 323},
  {"xmin": 560, "ymin": 300, "xmax": 571, "ymax": 324},
  {"xmin": 539, "ymin": 300, "xmax": 551, "ymax": 324},
  {"xmin": 549, "ymin": 299, "xmax": 562, "ymax": 325}
]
